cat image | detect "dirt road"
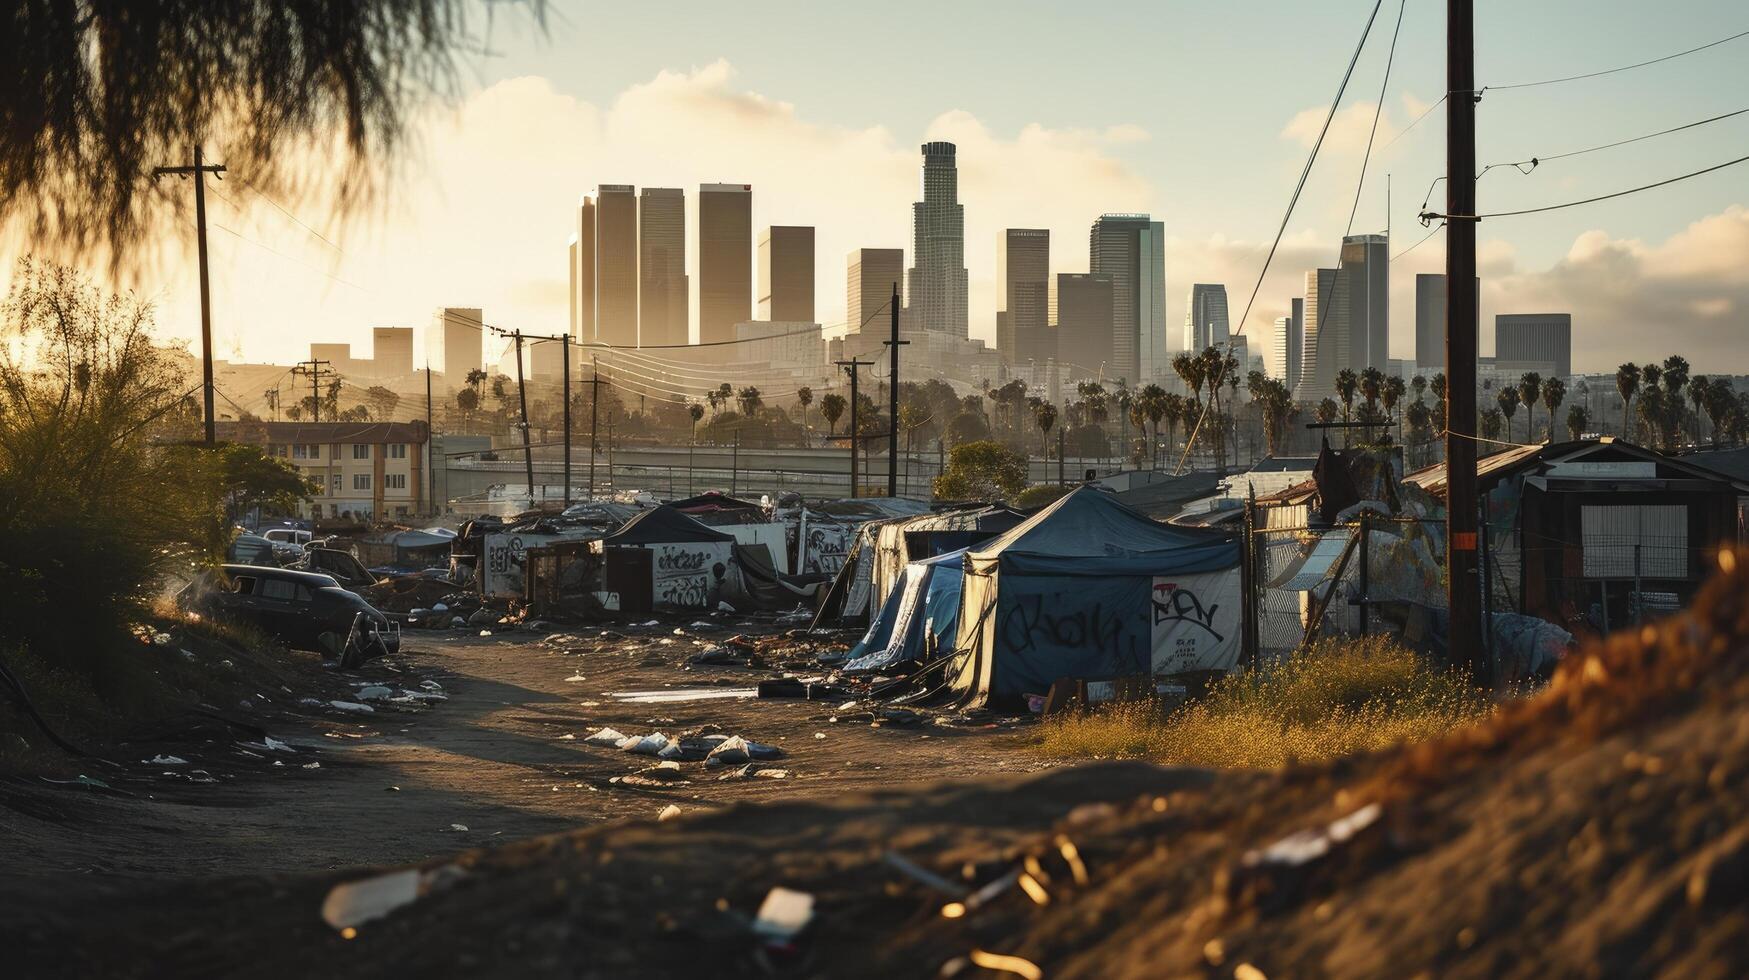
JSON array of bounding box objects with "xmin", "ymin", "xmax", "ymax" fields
[{"xmin": 1, "ymin": 620, "xmax": 1044, "ymax": 883}]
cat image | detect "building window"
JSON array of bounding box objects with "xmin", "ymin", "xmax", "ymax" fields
[
  {"xmin": 353, "ymin": 443, "xmax": 370, "ymax": 460},
  {"xmin": 293, "ymin": 444, "xmax": 319, "ymax": 460},
  {"xmin": 268, "ymin": 444, "xmax": 287, "ymax": 458},
  {"xmin": 388, "ymin": 443, "xmax": 407, "ymax": 459},
  {"xmin": 385, "ymin": 473, "xmax": 406, "ymax": 490},
  {"xmin": 331, "ymin": 474, "xmax": 343, "ymax": 492},
  {"xmin": 353, "ymin": 473, "xmax": 372, "ymax": 491}
]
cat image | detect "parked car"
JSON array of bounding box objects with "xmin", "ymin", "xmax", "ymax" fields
[{"xmin": 178, "ymin": 564, "xmax": 400, "ymax": 668}]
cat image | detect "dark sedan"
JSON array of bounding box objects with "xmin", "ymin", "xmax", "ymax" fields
[{"xmin": 179, "ymin": 565, "xmax": 400, "ymax": 668}]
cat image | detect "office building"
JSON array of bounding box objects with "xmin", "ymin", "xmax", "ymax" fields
[
  {"xmin": 1270, "ymin": 298, "xmax": 1305, "ymax": 385},
  {"xmin": 997, "ymin": 229, "xmax": 1051, "ymax": 368},
  {"xmin": 699, "ymin": 183, "xmax": 753, "ymax": 345},
  {"xmin": 1184, "ymin": 283, "xmax": 1230, "ymax": 353},
  {"xmin": 907, "ymin": 142, "xmax": 968, "ymax": 337},
  {"xmin": 846, "ymin": 248, "xmax": 904, "ymax": 335},
  {"xmin": 1298, "ymin": 268, "xmax": 1340, "ymax": 399},
  {"xmin": 1298, "ymin": 234, "xmax": 1388, "ymax": 399},
  {"xmin": 1054, "ymin": 274, "xmax": 1113, "ymax": 382},
  {"xmin": 595, "ymin": 185, "xmax": 637, "ymax": 347},
  {"xmin": 426, "ymin": 307, "xmax": 483, "ymax": 385},
  {"xmin": 639, "ymin": 187, "xmax": 688, "ymax": 347},
  {"xmin": 1496, "ymin": 313, "xmax": 1572, "ymax": 378},
  {"xmin": 1415, "ymin": 273, "xmax": 1445, "ymax": 371},
  {"xmin": 371, "ymin": 327, "xmax": 414, "ymax": 378},
  {"xmin": 758, "ymin": 226, "xmax": 815, "ymax": 322},
  {"xmin": 573, "ymin": 196, "xmax": 596, "ymax": 343},
  {"xmin": 1089, "ymin": 214, "xmax": 1168, "ymax": 383}
]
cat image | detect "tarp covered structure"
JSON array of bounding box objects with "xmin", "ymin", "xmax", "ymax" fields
[
  {"xmin": 596, "ymin": 506, "xmax": 735, "ymax": 546},
  {"xmin": 844, "ymin": 548, "xmax": 965, "ymax": 673},
  {"xmin": 868, "ymin": 505, "xmax": 1025, "ymax": 614},
  {"xmin": 948, "ymin": 487, "xmax": 1243, "ymax": 707}
]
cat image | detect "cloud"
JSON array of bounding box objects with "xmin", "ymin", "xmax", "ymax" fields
[
  {"xmin": 1280, "ymin": 103, "xmax": 1399, "ymax": 156},
  {"xmin": 1386, "ymin": 207, "xmax": 1749, "ymax": 371}
]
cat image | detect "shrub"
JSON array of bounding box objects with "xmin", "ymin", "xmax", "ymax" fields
[
  {"xmin": 933, "ymin": 440, "xmax": 1027, "ymax": 502},
  {"xmin": 1036, "ymin": 636, "xmax": 1491, "ymax": 769},
  {"xmin": 1015, "ymin": 484, "xmax": 1070, "ymax": 509}
]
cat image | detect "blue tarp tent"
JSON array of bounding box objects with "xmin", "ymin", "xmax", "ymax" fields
[
  {"xmin": 844, "ymin": 548, "xmax": 965, "ymax": 673},
  {"xmin": 947, "ymin": 487, "xmax": 1243, "ymax": 707}
]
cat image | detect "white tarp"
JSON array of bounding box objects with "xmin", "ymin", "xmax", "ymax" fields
[{"xmin": 1150, "ymin": 570, "xmax": 1243, "ymax": 674}]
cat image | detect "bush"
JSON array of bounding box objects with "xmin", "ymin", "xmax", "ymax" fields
[
  {"xmin": 933, "ymin": 440, "xmax": 1026, "ymax": 502},
  {"xmin": 1015, "ymin": 484, "xmax": 1070, "ymax": 509},
  {"xmin": 1035, "ymin": 636, "xmax": 1491, "ymax": 768}
]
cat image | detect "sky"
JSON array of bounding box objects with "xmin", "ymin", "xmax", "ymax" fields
[{"xmin": 8, "ymin": 0, "xmax": 1748, "ymax": 377}]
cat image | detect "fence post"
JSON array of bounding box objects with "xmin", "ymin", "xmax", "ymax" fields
[
  {"xmin": 1240, "ymin": 494, "xmax": 1257, "ymax": 672},
  {"xmin": 1633, "ymin": 543, "xmax": 1643, "ymax": 625},
  {"xmin": 1479, "ymin": 506, "xmax": 1493, "ymax": 679},
  {"xmin": 1356, "ymin": 512, "xmax": 1370, "ymax": 636}
]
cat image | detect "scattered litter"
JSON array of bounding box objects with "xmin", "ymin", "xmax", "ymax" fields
[
  {"xmin": 612, "ymin": 687, "xmax": 758, "ymax": 704},
  {"xmin": 967, "ymin": 950, "xmax": 1042, "ymax": 980},
  {"xmin": 716, "ymin": 601, "xmax": 735, "ymax": 612},
  {"xmin": 813, "ymin": 732, "xmax": 827, "ymax": 740},
  {"xmin": 564, "ymin": 674, "xmax": 588, "ymax": 683},
  {"xmin": 656, "ymin": 804, "xmax": 682, "ymax": 821},
  {"xmin": 478, "ymin": 630, "xmax": 493, "ymax": 637},
  {"xmin": 1245, "ymin": 803, "xmax": 1383, "ymax": 868},
  {"xmin": 147, "ymin": 755, "xmax": 188, "ymax": 766},
  {"xmin": 621, "ymin": 732, "xmax": 671, "ymax": 755},
  {"xmin": 329, "ymin": 700, "xmax": 375, "ymax": 714},
  {"xmin": 557, "ymin": 734, "xmax": 576, "ymax": 741},
  {"xmin": 302, "ymin": 762, "xmax": 322, "ymax": 770},
  {"xmin": 320, "ymin": 864, "xmax": 466, "ymax": 934},
  {"xmin": 584, "ymin": 727, "xmax": 628, "ymax": 747},
  {"xmin": 752, "ymin": 887, "xmax": 815, "ymax": 943},
  {"xmin": 355, "ymin": 685, "xmax": 394, "ymax": 701},
  {"xmin": 883, "ymin": 852, "xmax": 962, "ymax": 895},
  {"xmin": 688, "ymin": 621, "xmax": 717, "ymax": 630},
  {"xmin": 419, "ymin": 680, "xmax": 444, "ymax": 693},
  {"xmin": 449, "ymin": 823, "xmax": 468, "ymax": 832}
]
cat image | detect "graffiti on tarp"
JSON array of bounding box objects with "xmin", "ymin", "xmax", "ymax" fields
[
  {"xmin": 1150, "ymin": 581, "xmax": 1223, "ymax": 641},
  {"xmin": 1150, "ymin": 572, "xmax": 1241, "ymax": 674},
  {"xmin": 802, "ymin": 524, "xmax": 851, "ymax": 574},
  {"xmin": 651, "ymin": 543, "xmax": 729, "ymax": 608},
  {"xmin": 1000, "ymin": 593, "xmax": 1141, "ymax": 666}
]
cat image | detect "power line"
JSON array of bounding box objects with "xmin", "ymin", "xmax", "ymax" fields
[
  {"xmin": 1382, "ymin": 94, "xmax": 1445, "ymax": 150},
  {"xmin": 1347, "ymin": 0, "xmax": 1408, "ymax": 238},
  {"xmin": 1174, "ymin": 0, "xmax": 1385, "ymax": 474},
  {"xmin": 1482, "ymin": 26, "xmax": 1749, "ymax": 92},
  {"xmin": 1391, "ymin": 221, "xmax": 1445, "ymax": 261},
  {"xmin": 1424, "ymin": 151, "xmax": 1749, "ymax": 222},
  {"xmin": 234, "ymin": 177, "xmax": 344, "ymax": 254}
]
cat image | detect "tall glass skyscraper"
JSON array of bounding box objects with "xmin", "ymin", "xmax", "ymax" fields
[
  {"xmin": 639, "ymin": 188, "xmax": 688, "ymax": 347},
  {"xmin": 906, "ymin": 142, "xmax": 968, "ymax": 337},
  {"xmin": 699, "ymin": 183, "xmax": 752, "ymax": 345},
  {"xmin": 1184, "ymin": 283, "xmax": 1231, "ymax": 353},
  {"xmin": 998, "ymin": 228, "xmax": 1050, "ymax": 367},
  {"xmin": 1089, "ymin": 214, "xmax": 1167, "ymax": 384}
]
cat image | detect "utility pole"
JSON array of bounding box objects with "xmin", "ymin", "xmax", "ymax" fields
[
  {"xmin": 425, "ymin": 362, "xmax": 437, "ymax": 517},
  {"xmin": 487, "ymin": 327, "xmax": 539, "ymax": 509},
  {"xmin": 1445, "ymin": 0, "xmax": 1484, "ymax": 684},
  {"xmin": 588, "ymin": 355, "xmax": 603, "ymax": 502},
  {"xmin": 561, "ymin": 334, "xmax": 571, "ymax": 507},
  {"xmin": 500, "ymin": 331, "xmax": 573, "ymax": 507},
  {"xmin": 153, "ymin": 146, "xmax": 226, "ymax": 444},
  {"xmin": 884, "ymin": 283, "xmax": 908, "ymax": 498},
  {"xmin": 292, "ymin": 359, "xmax": 334, "ymax": 422},
  {"xmin": 835, "ymin": 358, "xmax": 874, "ymax": 497}
]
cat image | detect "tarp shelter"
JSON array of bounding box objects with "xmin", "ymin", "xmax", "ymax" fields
[
  {"xmin": 948, "ymin": 487, "xmax": 1242, "ymax": 707},
  {"xmin": 868, "ymin": 505, "xmax": 1025, "ymax": 614},
  {"xmin": 717, "ymin": 543, "xmax": 829, "ymax": 613},
  {"xmin": 844, "ymin": 548, "xmax": 965, "ymax": 673},
  {"xmin": 589, "ymin": 506, "xmax": 736, "ymax": 610}
]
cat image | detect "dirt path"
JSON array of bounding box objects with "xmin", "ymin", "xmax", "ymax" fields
[{"xmin": 1, "ymin": 620, "xmax": 1045, "ymax": 884}]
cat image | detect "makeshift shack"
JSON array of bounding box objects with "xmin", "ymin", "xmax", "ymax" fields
[
  {"xmin": 947, "ymin": 486, "xmax": 1242, "ymax": 707},
  {"xmin": 588, "ymin": 506, "xmax": 736, "ymax": 612}
]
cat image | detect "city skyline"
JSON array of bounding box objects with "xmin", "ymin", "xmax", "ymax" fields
[{"xmin": 14, "ymin": 1, "xmax": 1746, "ymax": 377}]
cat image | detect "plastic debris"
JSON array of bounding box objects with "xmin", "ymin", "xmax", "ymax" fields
[
  {"xmin": 329, "ymin": 700, "xmax": 375, "ymax": 714},
  {"xmin": 450, "ymin": 823, "xmax": 469, "ymax": 832},
  {"xmin": 320, "ymin": 864, "xmax": 465, "ymax": 934},
  {"xmin": 967, "ymin": 950, "xmax": 1042, "ymax": 979},
  {"xmin": 147, "ymin": 755, "xmax": 188, "ymax": 766},
  {"xmin": 752, "ymin": 887, "xmax": 815, "ymax": 943},
  {"xmin": 621, "ymin": 732, "xmax": 671, "ymax": 755},
  {"xmin": 355, "ymin": 685, "xmax": 394, "ymax": 701},
  {"xmin": 584, "ymin": 727, "xmax": 628, "ymax": 747},
  {"xmin": 656, "ymin": 804, "xmax": 682, "ymax": 821},
  {"xmin": 1245, "ymin": 803, "xmax": 1383, "ymax": 868}
]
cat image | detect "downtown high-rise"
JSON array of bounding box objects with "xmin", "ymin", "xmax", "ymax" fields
[
  {"xmin": 758, "ymin": 225, "xmax": 815, "ymax": 322},
  {"xmin": 1089, "ymin": 214, "xmax": 1167, "ymax": 384},
  {"xmin": 595, "ymin": 185, "xmax": 638, "ymax": 348},
  {"xmin": 1184, "ymin": 283, "xmax": 1230, "ymax": 353},
  {"xmin": 998, "ymin": 229, "xmax": 1051, "ymax": 368},
  {"xmin": 1298, "ymin": 233, "xmax": 1387, "ymax": 399},
  {"xmin": 907, "ymin": 142, "xmax": 968, "ymax": 337},
  {"xmin": 571, "ymin": 195, "xmax": 596, "ymax": 344},
  {"xmin": 699, "ymin": 183, "xmax": 752, "ymax": 344},
  {"xmin": 639, "ymin": 188, "xmax": 688, "ymax": 346},
  {"xmin": 847, "ymin": 248, "xmax": 903, "ymax": 335}
]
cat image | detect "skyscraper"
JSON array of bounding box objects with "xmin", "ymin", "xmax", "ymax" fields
[
  {"xmin": 1299, "ymin": 267, "xmax": 1340, "ymax": 399},
  {"xmin": 1269, "ymin": 302, "xmax": 1303, "ymax": 385},
  {"xmin": 1055, "ymin": 274, "xmax": 1113, "ymax": 379},
  {"xmin": 1496, "ymin": 313, "xmax": 1572, "ymax": 377},
  {"xmin": 573, "ymin": 196, "xmax": 596, "ymax": 343},
  {"xmin": 1415, "ymin": 273, "xmax": 1445, "ymax": 371},
  {"xmin": 997, "ymin": 229, "xmax": 1050, "ymax": 368},
  {"xmin": 1089, "ymin": 214, "xmax": 1167, "ymax": 383},
  {"xmin": 907, "ymin": 142, "xmax": 968, "ymax": 337},
  {"xmin": 1342, "ymin": 233, "xmax": 1389, "ymax": 371},
  {"xmin": 638, "ymin": 188, "xmax": 688, "ymax": 347},
  {"xmin": 595, "ymin": 185, "xmax": 638, "ymax": 348},
  {"xmin": 372, "ymin": 326, "xmax": 414, "ymax": 378},
  {"xmin": 758, "ymin": 226, "xmax": 815, "ymax": 322},
  {"xmin": 847, "ymin": 248, "xmax": 903, "ymax": 335},
  {"xmin": 1184, "ymin": 283, "xmax": 1230, "ymax": 353},
  {"xmin": 699, "ymin": 183, "xmax": 752, "ymax": 344},
  {"xmin": 426, "ymin": 307, "xmax": 483, "ymax": 386}
]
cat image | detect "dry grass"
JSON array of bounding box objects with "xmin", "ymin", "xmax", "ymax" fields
[{"xmin": 1035, "ymin": 636, "xmax": 1493, "ymax": 769}]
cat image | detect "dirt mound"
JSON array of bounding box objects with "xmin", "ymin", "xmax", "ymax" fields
[{"xmin": 11, "ymin": 553, "xmax": 1747, "ymax": 978}]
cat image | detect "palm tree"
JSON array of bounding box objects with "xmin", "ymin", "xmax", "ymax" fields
[
  {"xmin": 1540, "ymin": 376, "xmax": 1566, "ymax": 442},
  {"xmin": 737, "ymin": 386, "xmax": 762, "ymax": 417},
  {"xmin": 1315, "ymin": 398, "xmax": 1339, "ymax": 425},
  {"xmin": 1139, "ymin": 383, "xmax": 1167, "ymax": 469},
  {"xmin": 1250, "ymin": 377, "xmax": 1294, "ymax": 456},
  {"xmin": 1034, "ymin": 401, "xmax": 1058, "ymax": 456},
  {"xmin": 1480, "ymin": 408, "xmax": 1503, "ymax": 441},
  {"xmin": 820, "ymin": 393, "xmax": 846, "ymax": 437},
  {"xmin": 1639, "ymin": 363, "xmax": 1663, "ymax": 442},
  {"xmin": 1382, "ymin": 375, "xmax": 1406, "ymax": 443},
  {"xmin": 1565, "ymin": 404, "xmax": 1591, "ymax": 441},
  {"xmin": 1516, "ymin": 372, "xmax": 1542, "ymax": 442},
  {"xmin": 1335, "ymin": 367, "xmax": 1359, "ymax": 424},
  {"xmin": 1615, "ymin": 363, "xmax": 1641, "ymax": 438},
  {"xmin": 1127, "ymin": 401, "xmax": 1147, "ymax": 466},
  {"xmin": 1359, "ymin": 366, "xmax": 1383, "ymax": 413},
  {"xmin": 1496, "ymin": 387, "xmax": 1520, "ymax": 441},
  {"xmin": 796, "ymin": 385, "xmax": 814, "ymax": 443},
  {"xmin": 1410, "ymin": 374, "xmax": 1427, "ymax": 405}
]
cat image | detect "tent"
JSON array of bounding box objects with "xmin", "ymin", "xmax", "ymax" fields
[
  {"xmin": 867, "ymin": 505, "xmax": 1025, "ymax": 615},
  {"xmin": 588, "ymin": 506, "xmax": 737, "ymax": 610},
  {"xmin": 844, "ymin": 548, "xmax": 965, "ymax": 673},
  {"xmin": 948, "ymin": 487, "xmax": 1242, "ymax": 707}
]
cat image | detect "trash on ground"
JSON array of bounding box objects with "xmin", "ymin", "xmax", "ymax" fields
[
  {"xmin": 621, "ymin": 732, "xmax": 671, "ymax": 755},
  {"xmin": 656, "ymin": 804, "xmax": 682, "ymax": 821},
  {"xmin": 752, "ymin": 887, "xmax": 814, "ymax": 943},
  {"xmin": 612, "ymin": 687, "xmax": 758, "ymax": 704},
  {"xmin": 329, "ymin": 700, "xmax": 375, "ymax": 714},
  {"xmin": 319, "ymin": 863, "xmax": 466, "ymax": 933},
  {"xmin": 1244, "ymin": 803, "xmax": 1383, "ymax": 869},
  {"xmin": 147, "ymin": 755, "xmax": 188, "ymax": 766},
  {"xmin": 584, "ymin": 727, "xmax": 628, "ymax": 747}
]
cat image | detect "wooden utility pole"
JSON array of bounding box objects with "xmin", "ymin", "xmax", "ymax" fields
[
  {"xmin": 884, "ymin": 282, "xmax": 909, "ymax": 498},
  {"xmin": 153, "ymin": 146, "xmax": 226, "ymax": 444},
  {"xmin": 835, "ymin": 358, "xmax": 874, "ymax": 497},
  {"xmin": 486, "ymin": 327, "xmax": 539, "ymax": 509},
  {"xmin": 1445, "ymin": 0, "xmax": 1484, "ymax": 684},
  {"xmin": 588, "ymin": 355, "xmax": 604, "ymax": 502},
  {"xmin": 561, "ymin": 335, "xmax": 571, "ymax": 507},
  {"xmin": 291, "ymin": 359, "xmax": 333, "ymax": 422},
  {"xmin": 425, "ymin": 363, "xmax": 437, "ymax": 517}
]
